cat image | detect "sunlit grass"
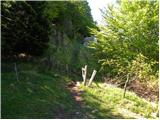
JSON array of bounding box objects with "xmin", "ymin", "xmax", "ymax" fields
[
  {"xmin": 79, "ymin": 82, "xmax": 158, "ymax": 119},
  {"xmin": 1, "ymin": 62, "xmax": 158, "ymax": 119}
]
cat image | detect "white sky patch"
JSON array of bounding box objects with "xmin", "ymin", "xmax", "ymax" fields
[{"xmin": 87, "ymin": 0, "xmax": 116, "ymax": 25}]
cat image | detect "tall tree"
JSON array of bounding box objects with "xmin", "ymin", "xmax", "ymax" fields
[
  {"xmin": 89, "ymin": 0, "xmax": 158, "ymax": 79},
  {"xmin": 1, "ymin": 1, "xmax": 50, "ymax": 57}
]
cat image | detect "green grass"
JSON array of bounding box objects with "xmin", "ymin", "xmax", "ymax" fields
[
  {"xmin": 2, "ymin": 62, "xmax": 159, "ymax": 119},
  {"xmin": 1, "ymin": 63, "xmax": 79, "ymax": 118},
  {"xmin": 79, "ymin": 83, "xmax": 158, "ymax": 119}
]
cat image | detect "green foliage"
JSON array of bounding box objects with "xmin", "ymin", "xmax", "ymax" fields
[
  {"xmin": 89, "ymin": 0, "xmax": 158, "ymax": 83},
  {"xmin": 128, "ymin": 54, "xmax": 156, "ymax": 81},
  {"xmin": 45, "ymin": 1, "xmax": 95, "ymax": 37},
  {"xmin": 1, "ymin": 1, "xmax": 50, "ymax": 57},
  {"xmin": 1, "ymin": 0, "xmax": 96, "ymax": 78},
  {"xmin": 41, "ymin": 1, "xmax": 96, "ymax": 75},
  {"xmin": 126, "ymin": 54, "xmax": 158, "ymax": 90}
]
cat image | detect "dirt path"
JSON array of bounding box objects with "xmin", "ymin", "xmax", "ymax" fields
[
  {"xmin": 67, "ymin": 81, "xmax": 83, "ymax": 102},
  {"xmin": 66, "ymin": 81, "xmax": 87, "ymax": 118},
  {"xmin": 65, "ymin": 82, "xmax": 148, "ymax": 119}
]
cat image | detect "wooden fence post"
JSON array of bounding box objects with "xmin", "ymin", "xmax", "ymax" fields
[
  {"xmin": 88, "ymin": 70, "xmax": 97, "ymax": 86},
  {"xmin": 123, "ymin": 74, "xmax": 130, "ymax": 98},
  {"xmin": 14, "ymin": 63, "xmax": 19, "ymax": 82},
  {"xmin": 82, "ymin": 65, "xmax": 87, "ymax": 86}
]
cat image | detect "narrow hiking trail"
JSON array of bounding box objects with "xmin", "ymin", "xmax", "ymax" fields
[
  {"xmin": 66, "ymin": 81, "xmax": 87, "ymax": 118},
  {"xmin": 2, "ymin": 62, "xmax": 157, "ymax": 119},
  {"xmin": 67, "ymin": 82, "xmax": 83, "ymax": 103},
  {"xmin": 65, "ymin": 81, "xmax": 150, "ymax": 119},
  {"xmin": 2, "ymin": 66, "xmax": 157, "ymax": 119},
  {"xmin": 66, "ymin": 81, "xmax": 130, "ymax": 119}
]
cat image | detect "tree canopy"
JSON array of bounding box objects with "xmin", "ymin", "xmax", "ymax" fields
[
  {"xmin": 1, "ymin": 1, "xmax": 95, "ymax": 58},
  {"xmin": 89, "ymin": 0, "xmax": 158, "ymax": 83},
  {"xmin": 1, "ymin": 1, "xmax": 50, "ymax": 57}
]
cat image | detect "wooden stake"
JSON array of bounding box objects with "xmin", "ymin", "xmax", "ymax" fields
[
  {"xmin": 88, "ymin": 70, "xmax": 97, "ymax": 86},
  {"xmin": 14, "ymin": 63, "xmax": 19, "ymax": 82},
  {"xmin": 82, "ymin": 65, "xmax": 87, "ymax": 86},
  {"xmin": 123, "ymin": 74, "xmax": 130, "ymax": 98}
]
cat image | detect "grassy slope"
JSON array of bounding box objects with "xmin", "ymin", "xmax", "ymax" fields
[
  {"xmin": 80, "ymin": 83, "xmax": 158, "ymax": 119},
  {"xmin": 1, "ymin": 62, "xmax": 158, "ymax": 119},
  {"xmin": 1, "ymin": 63, "xmax": 81, "ymax": 118}
]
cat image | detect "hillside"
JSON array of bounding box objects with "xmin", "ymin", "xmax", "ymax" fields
[
  {"xmin": 1, "ymin": 0, "xmax": 159, "ymax": 119},
  {"xmin": 1, "ymin": 62, "xmax": 158, "ymax": 119}
]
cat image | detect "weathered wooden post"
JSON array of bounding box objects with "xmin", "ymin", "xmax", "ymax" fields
[
  {"xmin": 88, "ymin": 70, "xmax": 97, "ymax": 86},
  {"xmin": 14, "ymin": 63, "xmax": 19, "ymax": 82},
  {"xmin": 123, "ymin": 74, "xmax": 130, "ymax": 98},
  {"xmin": 82, "ymin": 65, "xmax": 87, "ymax": 86}
]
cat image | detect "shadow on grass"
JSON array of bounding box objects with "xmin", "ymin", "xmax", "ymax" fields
[{"xmin": 81, "ymin": 89, "xmax": 131, "ymax": 119}]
